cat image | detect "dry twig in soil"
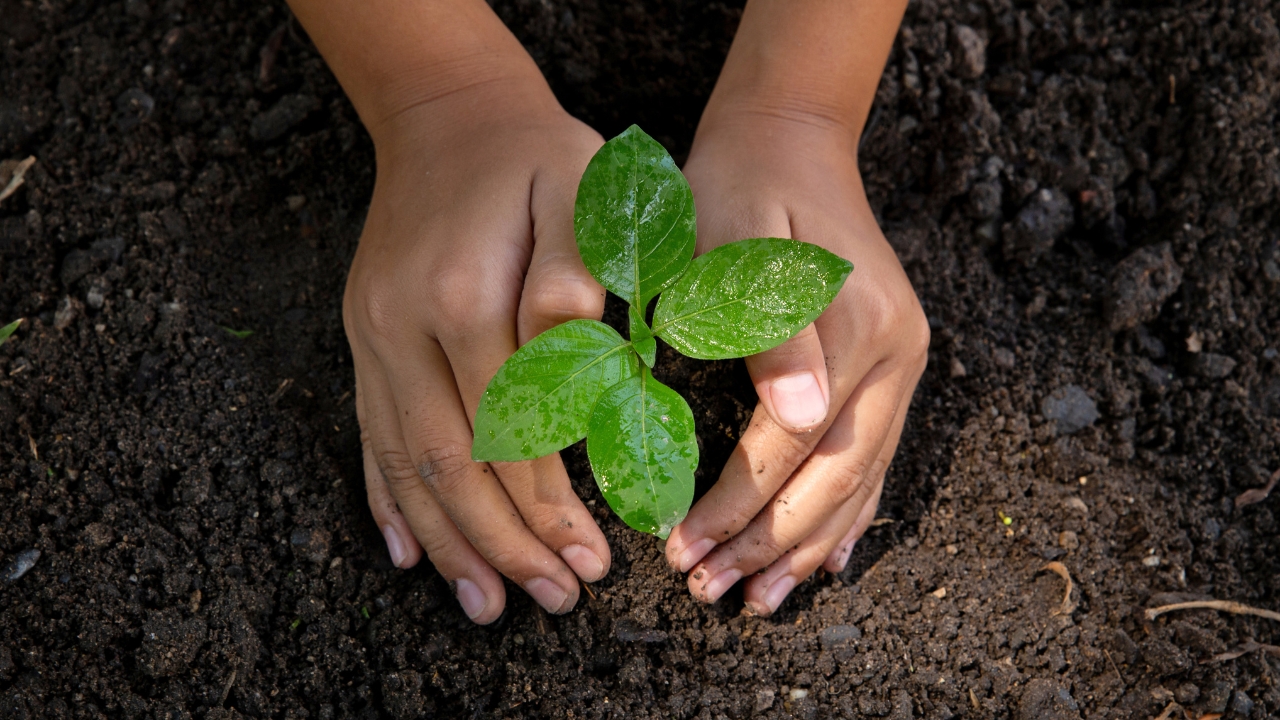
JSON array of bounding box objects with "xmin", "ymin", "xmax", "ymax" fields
[
  {"xmin": 1038, "ymin": 561, "xmax": 1077, "ymax": 616},
  {"xmin": 1235, "ymin": 468, "xmax": 1280, "ymax": 509},
  {"xmin": 0, "ymin": 156, "xmax": 36, "ymax": 203},
  {"xmin": 1206, "ymin": 639, "xmax": 1280, "ymax": 663},
  {"xmin": 1152, "ymin": 701, "xmax": 1181, "ymax": 720},
  {"xmin": 1145, "ymin": 599, "xmax": 1280, "ymax": 623}
]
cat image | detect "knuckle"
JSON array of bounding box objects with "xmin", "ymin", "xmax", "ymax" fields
[
  {"xmin": 746, "ymin": 526, "xmax": 789, "ymax": 562},
  {"xmin": 524, "ymin": 269, "xmax": 604, "ymax": 323},
  {"xmin": 428, "ymin": 263, "xmax": 487, "ymax": 329},
  {"xmin": 481, "ymin": 546, "xmax": 526, "ymax": 577},
  {"xmin": 376, "ymin": 448, "xmax": 423, "ymax": 495},
  {"xmin": 352, "ymin": 284, "xmax": 405, "ymax": 343},
  {"xmin": 416, "ymin": 444, "xmax": 474, "ymax": 496},
  {"xmin": 906, "ymin": 305, "xmax": 932, "ymax": 359},
  {"xmin": 827, "ymin": 458, "xmax": 873, "ymax": 505},
  {"xmin": 519, "ymin": 502, "xmax": 574, "ymax": 535}
]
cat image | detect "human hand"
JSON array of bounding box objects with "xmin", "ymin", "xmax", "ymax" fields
[
  {"xmin": 664, "ymin": 112, "xmax": 929, "ymax": 615},
  {"xmin": 344, "ymin": 80, "xmax": 612, "ymax": 624}
]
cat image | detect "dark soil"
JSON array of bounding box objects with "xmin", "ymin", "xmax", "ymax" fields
[{"xmin": 2, "ymin": 0, "xmax": 1279, "ymax": 718}]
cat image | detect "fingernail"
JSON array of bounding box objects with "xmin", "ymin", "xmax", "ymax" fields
[
  {"xmin": 701, "ymin": 568, "xmax": 743, "ymax": 602},
  {"xmin": 763, "ymin": 575, "xmax": 798, "ymax": 614},
  {"xmin": 769, "ymin": 372, "xmax": 828, "ymax": 429},
  {"xmin": 560, "ymin": 544, "xmax": 605, "ymax": 582},
  {"xmin": 381, "ymin": 525, "xmax": 406, "ymax": 568},
  {"xmin": 675, "ymin": 538, "xmax": 718, "ymax": 574},
  {"xmin": 454, "ymin": 578, "xmax": 488, "ymax": 620},
  {"xmin": 524, "ymin": 577, "xmax": 570, "ymax": 614}
]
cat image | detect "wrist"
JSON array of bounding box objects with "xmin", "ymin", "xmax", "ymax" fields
[
  {"xmin": 368, "ymin": 61, "xmax": 562, "ymax": 156},
  {"xmin": 694, "ymin": 88, "xmax": 862, "ymax": 161}
]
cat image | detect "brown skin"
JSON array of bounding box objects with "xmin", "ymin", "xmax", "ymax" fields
[{"xmin": 287, "ymin": 0, "xmax": 926, "ymax": 622}]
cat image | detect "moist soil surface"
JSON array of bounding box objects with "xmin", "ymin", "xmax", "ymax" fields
[{"xmin": 2, "ymin": 1, "xmax": 1279, "ymax": 718}]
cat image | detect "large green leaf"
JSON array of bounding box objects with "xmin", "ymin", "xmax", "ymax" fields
[
  {"xmin": 586, "ymin": 369, "xmax": 697, "ymax": 538},
  {"xmin": 652, "ymin": 238, "xmax": 852, "ymax": 360},
  {"xmin": 574, "ymin": 125, "xmax": 696, "ymax": 308},
  {"xmin": 473, "ymin": 320, "xmax": 639, "ymax": 462}
]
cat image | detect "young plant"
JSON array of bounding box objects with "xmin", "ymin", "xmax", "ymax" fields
[
  {"xmin": 0, "ymin": 318, "xmax": 22, "ymax": 347},
  {"xmin": 471, "ymin": 126, "xmax": 851, "ymax": 538}
]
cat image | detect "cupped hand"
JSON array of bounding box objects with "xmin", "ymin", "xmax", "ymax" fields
[
  {"xmin": 345, "ymin": 82, "xmax": 611, "ymax": 624},
  {"xmin": 665, "ymin": 114, "xmax": 930, "ymax": 615}
]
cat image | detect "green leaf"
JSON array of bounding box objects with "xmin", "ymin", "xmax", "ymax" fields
[
  {"xmin": 0, "ymin": 318, "xmax": 23, "ymax": 347},
  {"xmin": 473, "ymin": 319, "xmax": 639, "ymax": 462},
  {"xmin": 628, "ymin": 304, "xmax": 656, "ymax": 368},
  {"xmin": 653, "ymin": 238, "xmax": 852, "ymax": 360},
  {"xmin": 574, "ymin": 125, "xmax": 696, "ymax": 308},
  {"xmin": 221, "ymin": 326, "xmax": 254, "ymax": 339},
  {"xmin": 586, "ymin": 369, "xmax": 697, "ymax": 538}
]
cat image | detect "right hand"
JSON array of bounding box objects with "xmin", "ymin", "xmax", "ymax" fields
[{"xmin": 344, "ymin": 79, "xmax": 611, "ymax": 624}]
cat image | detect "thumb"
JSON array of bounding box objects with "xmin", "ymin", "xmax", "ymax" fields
[
  {"xmin": 517, "ymin": 169, "xmax": 606, "ymax": 346},
  {"xmin": 745, "ymin": 323, "xmax": 831, "ymax": 432}
]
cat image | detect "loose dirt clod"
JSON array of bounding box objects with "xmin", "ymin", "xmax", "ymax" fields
[
  {"xmin": 1038, "ymin": 561, "xmax": 1077, "ymax": 616},
  {"xmin": 1234, "ymin": 468, "xmax": 1280, "ymax": 509},
  {"xmin": 1144, "ymin": 600, "xmax": 1280, "ymax": 623}
]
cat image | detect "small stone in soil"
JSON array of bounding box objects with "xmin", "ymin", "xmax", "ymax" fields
[
  {"xmin": 1106, "ymin": 243, "xmax": 1183, "ymax": 331},
  {"xmin": 1003, "ymin": 188, "xmax": 1073, "ymax": 265},
  {"xmin": 951, "ymin": 25, "xmax": 986, "ymax": 79},
  {"xmin": 3, "ymin": 548, "xmax": 40, "ymax": 582},
  {"xmin": 1041, "ymin": 385, "xmax": 1098, "ymax": 435},
  {"xmin": 755, "ymin": 689, "xmax": 775, "ymax": 713},
  {"xmin": 1230, "ymin": 690, "xmax": 1254, "ymax": 715},
  {"xmin": 1192, "ymin": 352, "xmax": 1237, "ymax": 379},
  {"xmin": 819, "ymin": 624, "xmax": 862, "ymax": 649}
]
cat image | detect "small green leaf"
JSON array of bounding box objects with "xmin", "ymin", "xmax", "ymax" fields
[
  {"xmin": 0, "ymin": 318, "xmax": 23, "ymax": 347},
  {"xmin": 473, "ymin": 319, "xmax": 639, "ymax": 462},
  {"xmin": 586, "ymin": 369, "xmax": 697, "ymax": 538},
  {"xmin": 574, "ymin": 125, "xmax": 696, "ymax": 308},
  {"xmin": 628, "ymin": 305, "xmax": 656, "ymax": 368},
  {"xmin": 222, "ymin": 326, "xmax": 254, "ymax": 339},
  {"xmin": 653, "ymin": 238, "xmax": 852, "ymax": 360}
]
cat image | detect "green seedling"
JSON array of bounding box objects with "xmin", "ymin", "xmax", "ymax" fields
[
  {"xmin": 0, "ymin": 318, "xmax": 23, "ymax": 347},
  {"xmin": 471, "ymin": 126, "xmax": 851, "ymax": 538},
  {"xmin": 221, "ymin": 326, "xmax": 254, "ymax": 339}
]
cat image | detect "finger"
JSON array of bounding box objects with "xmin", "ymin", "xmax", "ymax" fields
[
  {"xmin": 738, "ymin": 394, "xmax": 907, "ymax": 616},
  {"xmin": 666, "ymin": 296, "xmax": 881, "ymax": 573},
  {"xmin": 743, "ymin": 488, "xmax": 868, "ymax": 616},
  {"xmin": 517, "ymin": 165, "xmax": 606, "ymax": 345},
  {"xmin": 687, "ymin": 361, "xmax": 908, "ymax": 603},
  {"xmin": 374, "ymin": 335, "xmax": 585, "ymax": 613},
  {"xmin": 437, "ymin": 278, "xmax": 612, "ymax": 583},
  {"xmin": 746, "ymin": 323, "xmax": 830, "ymax": 432},
  {"xmin": 355, "ymin": 373, "xmax": 424, "ymax": 570},
  {"xmin": 823, "ymin": 481, "xmax": 882, "ymax": 573},
  {"xmin": 362, "ymin": 428, "xmax": 424, "ymax": 570},
  {"xmin": 356, "ymin": 358, "xmax": 507, "ymax": 624}
]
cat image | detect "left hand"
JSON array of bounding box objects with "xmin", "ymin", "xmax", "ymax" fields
[{"xmin": 664, "ymin": 113, "xmax": 930, "ymax": 615}]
